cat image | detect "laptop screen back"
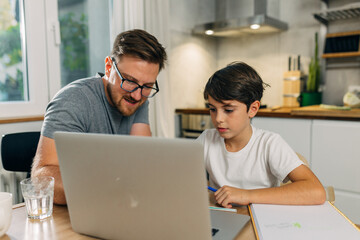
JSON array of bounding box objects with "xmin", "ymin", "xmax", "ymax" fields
[{"xmin": 55, "ymin": 132, "xmax": 212, "ymax": 240}]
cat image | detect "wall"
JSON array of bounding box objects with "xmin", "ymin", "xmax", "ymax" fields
[
  {"xmin": 169, "ymin": 0, "xmax": 322, "ymax": 108},
  {"xmin": 217, "ymin": 0, "xmax": 322, "ymax": 107},
  {"xmin": 169, "ymin": 0, "xmax": 218, "ymax": 109},
  {"xmin": 170, "ymin": 0, "xmax": 360, "ymax": 108}
]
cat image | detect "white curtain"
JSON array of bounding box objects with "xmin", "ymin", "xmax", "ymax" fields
[
  {"xmin": 111, "ymin": 0, "xmax": 174, "ymax": 138},
  {"xmin": 111, "ymin": 0, "xmax": 144, "ymax": 41}
]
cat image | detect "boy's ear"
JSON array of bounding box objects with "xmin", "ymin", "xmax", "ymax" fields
[{"xmin": 248, "ymin": 100, "xmax": 260, "ymax": 118}]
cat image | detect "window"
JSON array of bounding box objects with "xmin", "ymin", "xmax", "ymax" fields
[
  {"xmin": 58, "ymin": 0, "xmax": 110, "ymax": 87},
  {"xmin": 0, "ymin": 0, "xmax": 111, "ymax": 118},
  {"xmin": 0, "ymin": 0, "xmax": 27, "ymax": 102},
  {"xmin": 0, "ymin": 0, "xmax": 51, "ymax": 118}
]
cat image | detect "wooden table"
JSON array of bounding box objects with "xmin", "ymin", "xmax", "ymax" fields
[
  {"xmin": 1, "ymin": 199, "xmax": 257, "ymax": 240},
  {"xmin": 1, "ymin": 203, "xmax": 95, "ymax": 240}
]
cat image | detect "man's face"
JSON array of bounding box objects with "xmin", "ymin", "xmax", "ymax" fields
[{"xmin": 105, "ymin": 55, "xmax": 159, "ymax": 116}]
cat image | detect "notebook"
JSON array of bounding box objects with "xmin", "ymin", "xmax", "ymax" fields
[
  {"xmin": 54, "ymin": 132, "xmax": 250, "ymax": 240},
  {"xmin": 249, "ymin": 201, "xmax": 360, "ymax": 240}
]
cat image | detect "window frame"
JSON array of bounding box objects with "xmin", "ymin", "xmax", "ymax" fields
[{"xmin": 0, "ymin": 0, "xmax": 61, "ymax": 119}]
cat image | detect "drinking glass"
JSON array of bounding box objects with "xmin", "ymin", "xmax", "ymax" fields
[{"xmin": 20, "ymin": 176, "xmax": 54, "ymax": 220}]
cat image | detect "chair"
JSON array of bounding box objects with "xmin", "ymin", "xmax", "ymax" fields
[
  {"xmin": 1, "ymin": 131, "xmax": 40, "ymax": 203},
  {"xmin": 1, "ymin": 131, "xmax": 40, "ymax": 175},
  {"xmin": 282, "ymin": 152, "xmax": 335, "ymax": 204}
]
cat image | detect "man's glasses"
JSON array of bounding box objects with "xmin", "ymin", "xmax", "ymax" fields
[{"xmin": 111, "ymin": 57, "xmax": 159, "ymax": 98}]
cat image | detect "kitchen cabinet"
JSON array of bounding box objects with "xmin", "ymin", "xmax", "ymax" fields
[
  {"xmin": 253, "ymin": 116, "xmax": 360, "ymax": 224},
  {"xmin": 321, "ymin": 31, "xmax": 360, "ymax": 59},
  {"xmin": 311, "ymin": 120, "xmax": 360, "ymax": 224}
]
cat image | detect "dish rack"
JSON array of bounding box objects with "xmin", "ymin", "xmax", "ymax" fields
[{"xmin": 313, "ymin": 3, "xmax": 360, "ymax": 25}]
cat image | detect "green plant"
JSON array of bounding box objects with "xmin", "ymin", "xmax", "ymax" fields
[
  {"xmin": 307, "ymin": 32, "xmax": 320, "ymax": 92},
  {"xmin": 0, "ymin": 24, "xmax": 22, "ymax": 66},
  {"xmin": 59, "ymin": 12, "xmax": 89, "ymax": 71},
  {"xmin": 0, "ymin": 23, "xmax": 24, "ymax": 101},
  {"xmin": 0, "ymin": 69, "xmax": 24, "ymax": 100}
]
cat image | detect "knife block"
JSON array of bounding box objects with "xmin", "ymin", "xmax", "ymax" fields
[{"xmin": 283, "ymin": 71, "xmax": 304, "ymax": 107}]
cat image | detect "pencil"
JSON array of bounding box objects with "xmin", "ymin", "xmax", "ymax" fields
[{"xmin": 208, "ymin": 186, "xmax": 217, "ymax": 192}]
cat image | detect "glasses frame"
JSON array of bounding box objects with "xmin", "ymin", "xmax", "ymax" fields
[{"xmin": 111, "ymin": 57, "xmax": 159, "ymax": 98}]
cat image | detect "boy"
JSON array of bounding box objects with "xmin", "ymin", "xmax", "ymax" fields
[{"xmin": 197, "ymin": 62, "xmax": 326, "ymax": 208}]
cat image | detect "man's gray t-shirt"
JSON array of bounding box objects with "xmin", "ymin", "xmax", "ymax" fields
[{"xmin": 41, "ymin": 73, "xmax": 149, "ymax": 139}]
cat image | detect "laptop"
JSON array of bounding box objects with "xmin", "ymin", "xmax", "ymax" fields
[{"xmin": 54, "ymin": 132, "xmax": 250, "ymax": 240}]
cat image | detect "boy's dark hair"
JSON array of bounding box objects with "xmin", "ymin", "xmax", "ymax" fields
[
  {"xmin": 204, "ymin": 61, "xmax": 270, "ymax": 111},
  {"xmin": 111, "ymin": 29, "xmax": 167, "ymax": 71}
]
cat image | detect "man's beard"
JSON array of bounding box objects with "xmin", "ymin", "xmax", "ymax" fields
[{"xmin": 107, "ymin": 84, "xmax": 142, "ymax": 116}]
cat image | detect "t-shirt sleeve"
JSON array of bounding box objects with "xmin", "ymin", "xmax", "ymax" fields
[
  {"xmin": 196, "ymin": 130, "xmax": 206, "ymax": 145},
  {"xmin": 266, "ymin": 134, "xmax": 303, "ymax": 183},
  {"xmin": 41, "ymin": 87, "xmax": 90, "ymax": 139},
  {"xmin": 132, "ymin": 100, "xmax": 149, "ymax": 124}
]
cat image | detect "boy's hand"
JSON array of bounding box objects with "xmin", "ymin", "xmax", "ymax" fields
[{"xmin": 214, "ymin": 185, "xmax": 249, "ymax": 207}]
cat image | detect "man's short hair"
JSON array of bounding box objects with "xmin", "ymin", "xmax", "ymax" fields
[
  {"xmin": 204, "ymin": 61, "xmax": 270, "ymax": 111},
  {"xmin": 111, "ymin": 29, "xmax": 167, "ymax": 71}
]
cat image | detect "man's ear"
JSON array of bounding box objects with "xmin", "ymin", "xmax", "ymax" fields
[
  {"xmin": 104, "ymin": 56, "xmax": 112, "ymax": 77},
  {"xmin": 248, "ymin": 100, "xmax": 260, "ymax": 118}
]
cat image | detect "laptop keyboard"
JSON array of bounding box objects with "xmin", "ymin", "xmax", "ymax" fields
[{"xmin": 211, "ymin": 228, "xmax": 220, "ymax": 236}]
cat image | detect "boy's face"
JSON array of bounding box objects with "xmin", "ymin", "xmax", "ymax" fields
[{"xmin": 207, "ymin": 96, "xmax": 259, "ymax": 141}]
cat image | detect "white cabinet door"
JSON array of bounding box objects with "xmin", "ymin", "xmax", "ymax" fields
[
  {"xmin": 311, "ymin": 120, "xmax": 360, "ymax": 224},
  {"xmin": 311, "ymin": 120, "xmax": 360, "ymax": 192},
  {"xmin": 333, "ymin": 190, "xmax": 360, "ymax": 225},
  {"xmin": 252, "ymin": 117, "xmax": 312, "ymax": 165}
]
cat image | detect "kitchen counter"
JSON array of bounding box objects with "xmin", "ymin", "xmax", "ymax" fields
[{"xmin": 175, "ymin": 105, "xmax": 360, "ymax": 121}]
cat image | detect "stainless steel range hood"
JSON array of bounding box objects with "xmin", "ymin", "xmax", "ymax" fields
[{"xmin": 192, "ymin": 0, "xmax": 288, "ymax": 37}]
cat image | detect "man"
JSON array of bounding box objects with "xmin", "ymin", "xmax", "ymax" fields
[{"xmin": 31, "ymin": 29, "xmax": 167, "ymax": 205}]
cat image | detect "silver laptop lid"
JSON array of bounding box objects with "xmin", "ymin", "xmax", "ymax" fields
[{"xmin": 55, "ymin": 132, "xmax": 212, "ymax": 240}]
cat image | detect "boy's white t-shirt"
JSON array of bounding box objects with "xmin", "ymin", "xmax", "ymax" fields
[{"xmin": 196, "ymin": 125, "xmax": 303, "ymax": 189}]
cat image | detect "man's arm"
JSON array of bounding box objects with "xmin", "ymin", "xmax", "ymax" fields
[
  {"xmin": 31, "ymin": 135, "xmax": 67, "ymax": 205},
  {"xmin": 214, "ymin": 165, "xmax": 326, "ymax": 207},
  {"xmin": 130, "ymin": 123, "xmax": 151, "ymax": 136}
]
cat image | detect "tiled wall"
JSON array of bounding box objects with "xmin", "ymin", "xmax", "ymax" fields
[
  {"xmin": 169, "ymin": 0, "xmax": 360, "ymax": 108},
  {"xmin": 217, "ymin": 0, "xmax": 322, "ymax": 106}
]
